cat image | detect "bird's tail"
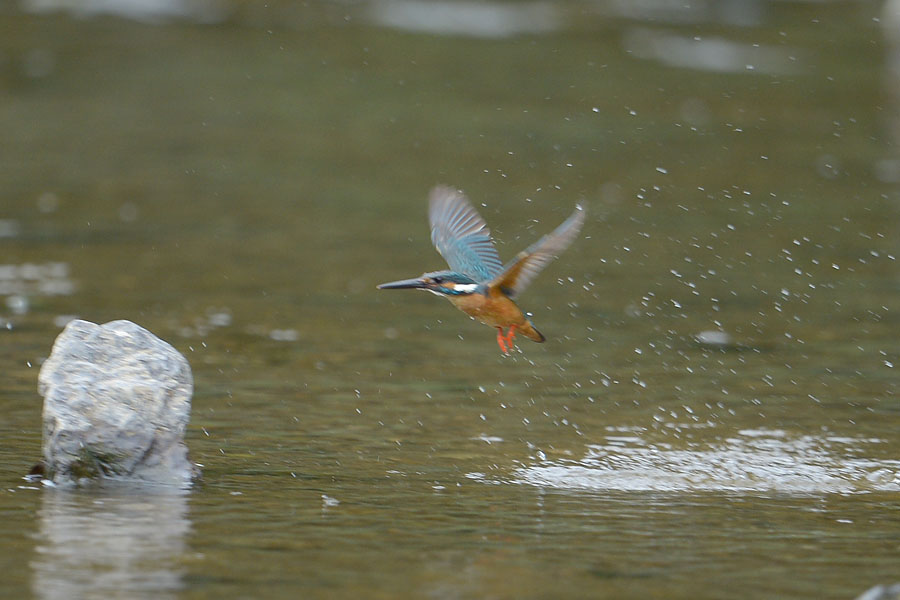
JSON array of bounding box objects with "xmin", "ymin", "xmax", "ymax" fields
[{"xmin": 521, "ymin": 320, "xmax": 545, "ymax": 343}]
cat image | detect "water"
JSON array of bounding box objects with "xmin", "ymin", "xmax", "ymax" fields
[{"xmin": 1, "ymin": 1, "xmax": 898, "ymax": 598}]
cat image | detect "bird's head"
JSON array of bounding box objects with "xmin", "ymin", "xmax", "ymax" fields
[{"xmin": 377, "ymin": 270, "xmax": 481, "ymax": 296}]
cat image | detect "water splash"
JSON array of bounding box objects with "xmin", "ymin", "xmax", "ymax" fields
[
  {"xmin": 622, "ymin": 28, "xmax": 798, "ymax": 75},
  {"xmin": 367, "ymin": 0, "xmax": 560, "ymax": 38},
  {"xmin": 0, "ymin": 262, "xmax": 74, "ymax": 300},
  {"xmin": 471, "ymin": 429, "xmax": 900, "ymax": 495},
  {"xmin": 22, "ymin": 0, "xmax": 227, "ymax": 24}
]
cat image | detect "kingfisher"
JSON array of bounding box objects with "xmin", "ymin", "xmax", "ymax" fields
[{"xmin": 377, "ymin": 185, "xmax": 585, "ymax": 353}]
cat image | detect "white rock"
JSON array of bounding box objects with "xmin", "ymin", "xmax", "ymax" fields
[{"xmin": 38, "ymin": 319, "xmax": 195, "ymax": 484}]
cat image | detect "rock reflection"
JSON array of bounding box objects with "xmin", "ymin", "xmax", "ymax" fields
[{"xmin": 31, "ymin": 485, "xmax": 190, "ymax": 600}]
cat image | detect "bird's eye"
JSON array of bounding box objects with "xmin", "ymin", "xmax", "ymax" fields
[{"xmin": 432, "ymin": 276, "xmax": 444, "ymax": 284}]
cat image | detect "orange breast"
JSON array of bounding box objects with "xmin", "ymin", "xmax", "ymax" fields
[{"xmin": 448, "ymin": 288, "xmax": 527, "ymax": 329}]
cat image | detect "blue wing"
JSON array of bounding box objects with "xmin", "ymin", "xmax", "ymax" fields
[
  {"xmin": 490, "ymin": 204, "xmax": 585, "ymax": 298},
  {"xmin": 428, "ymin": 186, "xmax": 504, "ymax": 282}
]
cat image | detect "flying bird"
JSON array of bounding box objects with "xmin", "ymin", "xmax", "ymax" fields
[{"xmin": 377, "ymin": 185, "xmax": 585, "ymax": 353}]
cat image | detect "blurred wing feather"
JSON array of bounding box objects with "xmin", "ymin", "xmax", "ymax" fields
[
  {"xmin": 429, "ymin": 186, "xmax": 503, "ymax": 282},
  {"xmin": 490, "ymin": 204, "xmax": 585, "ymax": 298}
]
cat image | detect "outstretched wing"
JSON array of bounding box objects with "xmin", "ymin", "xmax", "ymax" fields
[
  {"xmin": 428, "ymin": 185, "xmax": 504, "ymax": 282},
  {"xmin": 490, "ymin": 204, "xmax": 585, "ymax": 298}
]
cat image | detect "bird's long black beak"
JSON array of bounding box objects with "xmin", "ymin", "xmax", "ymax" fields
[{"xmin": 377, "ymin": 277, "xmax": 428, "ymax": 290}]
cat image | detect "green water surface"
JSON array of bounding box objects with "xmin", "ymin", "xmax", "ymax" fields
[{"xmin": 1, "ymin": 1, "xmax": 898, "ymax": 598}]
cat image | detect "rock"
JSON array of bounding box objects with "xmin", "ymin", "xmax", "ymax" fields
[{"xmin": 38, "ymin": 319, "xmax": 195, "ymax": 485}]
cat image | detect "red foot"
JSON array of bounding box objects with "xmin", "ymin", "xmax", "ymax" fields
[
  {"xmin": 505, "ymin": 324, "xmax": 518, "ymax": 350},
  {"xmin": 495, "ymin": 325, "xmax": 518, "ymax": 354}
]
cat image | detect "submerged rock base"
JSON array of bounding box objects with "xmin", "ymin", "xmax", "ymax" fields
[{"xmin": 38, "ymin": 319, "xmax": 195, "ymax": 485}]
